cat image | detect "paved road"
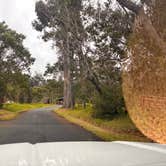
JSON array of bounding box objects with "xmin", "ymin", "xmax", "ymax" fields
[{"xmin": 0, "ymin": 106, "xmax": 101, "ymax": 144}]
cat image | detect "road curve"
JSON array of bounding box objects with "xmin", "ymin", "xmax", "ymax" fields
[{"xmin": 0, "ymin": 106, "xmax": 101, "ymax": 144}]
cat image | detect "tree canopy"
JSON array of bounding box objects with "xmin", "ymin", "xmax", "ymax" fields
[{"xmin": 0, "ymin": 22, "xmax": 35, "ymax": 106}]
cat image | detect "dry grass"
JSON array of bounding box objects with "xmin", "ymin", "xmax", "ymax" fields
[{"xmin": 0, "ymin": 110, "xmax": 17, "ymax": 121}]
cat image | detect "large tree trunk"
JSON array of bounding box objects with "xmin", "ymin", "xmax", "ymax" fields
[
  {"xmin": 135, "ymin": 9, "xmax": 166, "ymax": 56},
  {"xmin": 63, "ymin": 55, "xmax": 74, "ymax": 108},
  {"xmin": 62, "ymin": 5, "xmax": 75, "ymax": 109},
  {"xmin": 117, "ymin": 0, "xmax": 166, "ymax": 55},
  {"xmin": 63, "ymin": 31, "xmax": 74, "ymax": 109}
]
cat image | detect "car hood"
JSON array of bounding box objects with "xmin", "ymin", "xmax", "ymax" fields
[{"xmin": 0, "ymin": 141, "xmax": 165, "ymax": 166}]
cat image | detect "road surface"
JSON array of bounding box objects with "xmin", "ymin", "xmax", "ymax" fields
[{"xmin": 0, "ymin": 106, "xmax": 101, "ymax": 144}]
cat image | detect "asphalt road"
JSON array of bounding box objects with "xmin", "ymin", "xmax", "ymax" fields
[{"xmin": 0, "ymin": 106, "xmax": 101, "ymax": 144}]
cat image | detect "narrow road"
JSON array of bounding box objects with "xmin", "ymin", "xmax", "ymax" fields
[{"xmin": 0, "ymin": 106, "xmax": 101, "ymax": 144}]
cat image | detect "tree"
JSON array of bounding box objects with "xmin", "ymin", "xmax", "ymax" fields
[
  {"xmin": 0, "ymin": 22, "xmax": 34, "ymax": 107},
  {"xmin": 33, "ymin": 0, "xmax": 84, "ymax": 108},
  {"xmin": 6, "ymin": 73, "xmax": 32, "ymax": 103},
  {"xmin": 116, "ymin": 0, "xmax": 166, "ymax": 55},
  {"xmin": 121, "ymin": 0, "xmax": 166, "ymax": 143},
  {"xmin": 76, "ymin": 0, "xmax": 133, "ymax": 116},
  {"xmin": 31, "ymin": 74, "xmax": 63, "ymax": 104}
]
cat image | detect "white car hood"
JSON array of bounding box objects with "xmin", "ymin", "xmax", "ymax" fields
[{"xmin": 0, "ymin": 141, "xmax": 165, "ymax": 166}]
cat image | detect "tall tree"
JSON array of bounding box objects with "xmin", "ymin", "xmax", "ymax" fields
[
  {"xmin": 33, "ymin": 0, "xmax": 83, "ymax": 108},
  {"xmin": 0, "ymin": 22, "xmax": 34, "ymax": 107}
]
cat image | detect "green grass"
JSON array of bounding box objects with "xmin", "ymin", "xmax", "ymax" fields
[
  {"xmin": 0, "ymin": 103, "xmax": 53, "ymax": 120},
  {"xmin": 55, "ymin": 105, "xmax": 151, "ymax": 142},
  {"xmin": 3, "ymin": 103, "xmax": 52, "ymax": 113}
]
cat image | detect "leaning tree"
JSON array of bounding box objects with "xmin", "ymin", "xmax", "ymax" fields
[{"xmin": 120, "ymin": 0, "xmax": 166, "ymax": 143}]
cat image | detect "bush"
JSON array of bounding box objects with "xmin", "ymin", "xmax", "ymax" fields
[{"xmin": 93, "ymin": 84, "xmax": 126, "ymax": 118}]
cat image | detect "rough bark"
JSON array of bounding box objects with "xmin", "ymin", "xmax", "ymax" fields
[
  {"xmin": 63, "ymin": 6, "xmax": 75, "ymax": 109},
  {"xmin": 117, "ymin": 0, "xmax": 166, "ymax": 56},
  {"xmin": 63, "ymin": 50, "xmax": 74, "ymax": 109},
  {"xmin": 136, "ymin": 9, "xmax": 166, "ymax": 56}
]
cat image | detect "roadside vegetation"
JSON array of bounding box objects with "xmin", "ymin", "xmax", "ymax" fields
[
  {"xmin": 56, "ymin": 105, "xmax": 151, "ymax": 142},
  {"xmin": 0, "ymin": 103, "xmax": 53, "ymax": 120}
]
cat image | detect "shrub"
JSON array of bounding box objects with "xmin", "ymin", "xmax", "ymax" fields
[{"xmin": 93, "ymin": 84, "xmax": 126, "ymax": 118}]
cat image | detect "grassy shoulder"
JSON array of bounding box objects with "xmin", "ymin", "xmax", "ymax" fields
[
  {"xmin": 0, "ymin": 103, "xmax": 53, "ymax": 121},
  {"xmin": 55, "ymin": 105, "xmax": 151, "ymax": 142}
]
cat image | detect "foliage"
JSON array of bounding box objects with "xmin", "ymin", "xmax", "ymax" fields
[
  {"xmin": 38, "ymin": 0, "xmax": 133, "ymax": 116},
  {"xmin": 0, "ymin": 22, "xmax": 34, "ymax": 72},
  {"xmin": 31, "ymin": 74, "xmax": 63, "ymax": 103},
  {"xmin": 33, "ymin": 0, "xmax": 83, "ymax": 108},
  {"xmin": 0, "ymin": 22, "xmax": 35, "ymax": 106},
  {"xmin": 6, "ymin": 73, "xmax": 32, "ymax": 103},
  {"xmin": 93, "ymin": 84, "xmax": 125, "ymax": 118}
]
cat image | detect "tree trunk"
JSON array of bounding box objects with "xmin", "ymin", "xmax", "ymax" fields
[
  {"xmin": 63, "ymin": 32, "xmax": 74, "ymax": 109},
  {"xmin": 117, "ymin": 0, "xmax": 166, "ymax": 55},
  {"xmin": 62, "ymin": 5, "xmax": 75, "ymax": 109},
  {"xmin": 135, "ymin": 9, "xmax": 166, "ymax": 56}
]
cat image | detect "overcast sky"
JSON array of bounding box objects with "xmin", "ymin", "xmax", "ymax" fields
[
  {"xmin": 0, "ymin": 0, "xmax": 110, "ymax": 75},
  {"xmin": 0, "ymin": 0, "xmax": 57, "ymax": 75}
]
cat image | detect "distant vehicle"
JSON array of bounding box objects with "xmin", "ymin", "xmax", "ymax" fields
[
  {"xmin": 0, "ymin": 141, "xmax": 165, "ymax": 165},
  {"xmin": 5, "ymin": 100, "xmax": 14, "ymax": 104},
  {"xmin": 56, "ymin": 97, "xmax": 64, "ymax": 105}
]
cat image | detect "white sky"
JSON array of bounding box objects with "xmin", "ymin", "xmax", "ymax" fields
[
  {"xmin": 0, "ymin": 0, "xmax": 57, "ymax": 75},
  {"xmin": 0, "ymin": 0, "xmax": 111, "ymax": 75}
]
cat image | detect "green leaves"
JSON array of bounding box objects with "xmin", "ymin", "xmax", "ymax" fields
[
  {"xmin": 0, "ymin": 22, "xmax": 35, "ymax": 105},
  {"xmin": 0, "ymin": 22, "xmax": 34, "ymax": 73}
]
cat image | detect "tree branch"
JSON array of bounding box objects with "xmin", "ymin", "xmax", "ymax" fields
[{"xmin": 116, "ymin": 0, "xmax": 141, "ymax": 14}]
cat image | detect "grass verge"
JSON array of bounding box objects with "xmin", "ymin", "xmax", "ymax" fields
[
  {"xmin": 0, "ymin": 103, "xmax": 53, "ymax": 121},
  {"xmin": 0, "ymin": 110, "xmax": 18, "ymax": 121},
  {"xmin": 55, "ymin": 107, "xmax": 151, "ymax": 142}
]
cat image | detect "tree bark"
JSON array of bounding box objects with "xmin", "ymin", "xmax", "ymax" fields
[
  {"xmin": 136, "ymin": 9, "xmax": 166, "ymax": 56},
  {"xmin": 63, "ymin": 35, "xmax": 74, "ymax": 109},
  {"xmin": 117, "ymin": 0, "xmax": 166, "ymax": 56},
  {"xmin": 63, "ymin": 6, "xmax": 75, "ymax": 109}
]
